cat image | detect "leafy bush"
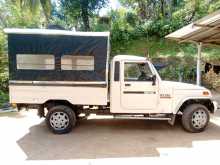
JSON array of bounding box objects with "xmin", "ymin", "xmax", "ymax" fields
[
  {"xmin": 0, "ymin": 30, "xmax": 6, "ymax": 54},
  {"xmin": 0, "ymin": 70, "xmax": 8, "ymax": 93},
  {"xmin": 110, "ymin": 7, "xmax": 192, "ymax": 45},
  {"xmin": 0, "ymin": 91, "xmax": 9, "ymax": 106},
  {"xmin": 91, "ymin": 17, "xmax": 110, "ymax": 32},
  {"xmin": 125, "ymin": 11, "xmax": 138, "ymax": 27},
  {"xmin": 158, "ymin": 65, "xmax": 196, "ymax": 83},
  {"xmin": 93, "ymin": 23, "xmax": 110, "ymax": 31},
  {"xmin": 0, "ymin": 32, "xmax": 8, "ymax": 106},
  {"xmin": 203, "ymin": 69, "xmax": 220, "ymax": 90},
  {"xmin": 208, "ymin": 1, "xmax": 220, "ymax": 13}
]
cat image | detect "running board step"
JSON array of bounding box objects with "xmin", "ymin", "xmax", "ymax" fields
[{"xmin": 113, "ymin": 115, "xmax": 171, "ymax": 121}]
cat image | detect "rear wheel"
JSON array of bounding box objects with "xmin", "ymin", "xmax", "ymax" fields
[
  {"xmin": 46, "ymin": 105, "xmax": 76, "ymax": 134},
  {"xmin": 182, "ymin": 104, "xmax": 210, "ymax": 133}
]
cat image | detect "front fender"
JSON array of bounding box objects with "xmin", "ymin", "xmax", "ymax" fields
[{"xmin": 174, "ymin": 96, "xmax": 213, "ymax": 114}]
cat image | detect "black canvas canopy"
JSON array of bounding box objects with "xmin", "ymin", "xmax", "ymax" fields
[{"xmin": 5, "ymin": 28, "xmax": 110, "ymax": 83}]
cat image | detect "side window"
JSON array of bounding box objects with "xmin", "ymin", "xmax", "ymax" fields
[
  {"xmin": 114, "ymin": 61, "xmax": 120, "ymax": 81},
  {"xmin": 61, "ymin": 55, "xmax": 94, "ymax": 70},
  {"xmin": 16, "ymin": 54, "xmax": 55, "ymax": 70},
  {"xmin": 124, "ymin": 62, "xmax": 152, "ymax": 81}
]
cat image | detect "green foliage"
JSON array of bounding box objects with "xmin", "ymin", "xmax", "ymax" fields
[
  {"xmin": 125, "ymin": 11, "xmax": 138, "ymax": 27},
  {"xmin": 0, "ymin": 1, "xmax": 45, "ymax": 28},
  {"xmin": 209, "ymin": 0, "xmax": 220, "ymax": 13},
  {"xmin": 0, "ymin": 31, "xmax": 8, "ymax": 105},
  {"xmin": 111, "ymin": 36, "xmax": 195, "ymax": 57},
  {"xmin": 0, "ymin": 91, "xmax": 9, "ymax": 107},
  {"xmin": 0, "ymin": 68, "xmax": 8, "ymax": 93},
  {"xmin": 158, "ymin": 64, "xmax": 196, "ymax": 83},
  {"xmin": 39, "ymin": 0, "xmax": 52, "ymax": 23},
  {"xmin": 119, "ymin": 0, "xmax": 166, "ymax": 20},
  {"xmin": 92, "ymin": 22, "xmax": 110, "ymax": 31},
  {"xmin": 8, "ymin": 0, "xmax": 52, "ymax": 24},
  {"xmin": 109, "ymin": 9, "xmax": 132, "ymax": 52},
  {"xmin": 90, "ymin": 16, "xmax": 110, "ymax": 31},
  {"xmin": 0, "ymin": 31, "xmax": 5, "ymax": 55},
  {"xmin": 60, "ymin": 0, "xmax": 108, "ymax": 31}
]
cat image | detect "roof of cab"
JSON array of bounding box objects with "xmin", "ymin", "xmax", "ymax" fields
[
  {"xmin": 4, "ymin": 28, "xmax": 110, "ymax": 37},
  {"xmin": 113, "ymin": 55, "xmax": 147, "ymax": 61}
]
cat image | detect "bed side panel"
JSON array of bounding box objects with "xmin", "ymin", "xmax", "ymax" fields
[{"xmin": 9, "ymin": 85, "xmax": 108, "ymax": 105}]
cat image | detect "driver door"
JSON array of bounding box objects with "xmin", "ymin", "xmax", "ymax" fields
[{"xmin": 120, "ymin": 61, "xmax": 158, "ymax": 110}]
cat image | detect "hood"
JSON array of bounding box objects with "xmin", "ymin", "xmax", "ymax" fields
[{"xmin": 161, "ymin": 81, "xmax": 206, "ymax": 90}]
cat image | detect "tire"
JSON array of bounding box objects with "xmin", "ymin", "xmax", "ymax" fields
[
  {"xmin": 46, "ymin": 105, "xmax": 76, "ymax": 134},
  {"xmin": 181, "ymin": 104, "xmax": 210, "ymax": 133}
]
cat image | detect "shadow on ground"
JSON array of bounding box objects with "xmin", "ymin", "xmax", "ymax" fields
[{"xmin": 16, "ymin": 112, "xmax": 220, "ymax": 160}]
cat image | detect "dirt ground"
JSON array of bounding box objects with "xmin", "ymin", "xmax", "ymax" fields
[{"xmin": 1, "ymin": 107, "xmax": 220, "ymax": 164}]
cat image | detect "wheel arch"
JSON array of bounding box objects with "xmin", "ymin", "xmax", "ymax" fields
[
  {"xmin": 176, "ymin": 98, "xmax": 215, "ymax": 114},
  {"xmin": 43, "ymin": 99, "xmax": 77, "ymax": 111}
]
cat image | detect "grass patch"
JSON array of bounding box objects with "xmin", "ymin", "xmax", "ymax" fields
[{"xmin": 111, "ymin": 37, "xmax": 220, "ymax": 60}]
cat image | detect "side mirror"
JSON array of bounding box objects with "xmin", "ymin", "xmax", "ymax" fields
[{"xmin": 152, "ymin": 75, "xmax": 156, "ymax": 86}]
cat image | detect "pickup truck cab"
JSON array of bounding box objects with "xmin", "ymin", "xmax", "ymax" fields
[
  {"xmin": 4, "ymin": 28, "xmax": 218, "ymax": 134},
  {"xmin": 110, "ymin": 55, "xmax": 217, "ymax": 132}
]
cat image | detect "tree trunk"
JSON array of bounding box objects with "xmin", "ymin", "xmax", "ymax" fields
[
  {"xmin": 40, "ymin": 0, "xmax": 51, "ymax": 26},
  {"xmin": 166, "ymin": 0, "xmax": 172, "ymax": 20},
  {"xmin": 137, "ymin": 0, "xmax": 147, "ymax": 20},
  {"xmin": 161, "ymin": 0, "xmax": 172, "ymax": 20},
  {"xmin": 188, "ymin": 0, "xmax": 199, "ymax": 22},
  {"xmin": 81, "ymin": 0, "xmax": 90, "ymax": 31},
  {"xmin": 160, "ymin": 0, "xmax": 165, "ymax": 17}
]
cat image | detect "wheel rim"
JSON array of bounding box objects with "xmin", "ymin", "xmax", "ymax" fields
[
  {"xmin": 49, "ymin": 111, "xmax": 69, "ymax": 130},
  {"xmin": 191, "ymin": 109, "xmax": 207, "ymax": 129}
]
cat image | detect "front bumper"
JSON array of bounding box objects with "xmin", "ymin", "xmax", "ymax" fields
[{"xmin": 212, "ymin": 100, "xmax": 219, "ymax": 113}]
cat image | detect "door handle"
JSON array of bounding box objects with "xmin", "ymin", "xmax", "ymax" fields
[{"xmin": 125, "ymin": 83, "xmax": 131, "ymax": 86}]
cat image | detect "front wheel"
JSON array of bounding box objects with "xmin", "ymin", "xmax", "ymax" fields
[
  {"xmin": 46, "ymin": 105, "xmax": 76, "ymax": 134},
  {"xmin": 182, "ymin": 104, "xmax": 210, "ymax": 133}
]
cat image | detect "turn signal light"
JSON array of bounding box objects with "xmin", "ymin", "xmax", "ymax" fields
[
  {"xmin": 203, "ymin": 91, "xmax": 209, "ymax": 96},
  {"xmin": 11, "ymin": 103, "xmax": 17, "ymax": 108}
]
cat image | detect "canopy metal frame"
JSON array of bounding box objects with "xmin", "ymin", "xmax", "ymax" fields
[{"xmin": 165, "ymin": 10, "xmax": 220, "ymax": 85}]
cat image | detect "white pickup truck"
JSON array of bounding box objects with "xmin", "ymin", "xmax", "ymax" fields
[{"xmin": 4, "ymin": 28, "xmax": 218, "ymax": 134}]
